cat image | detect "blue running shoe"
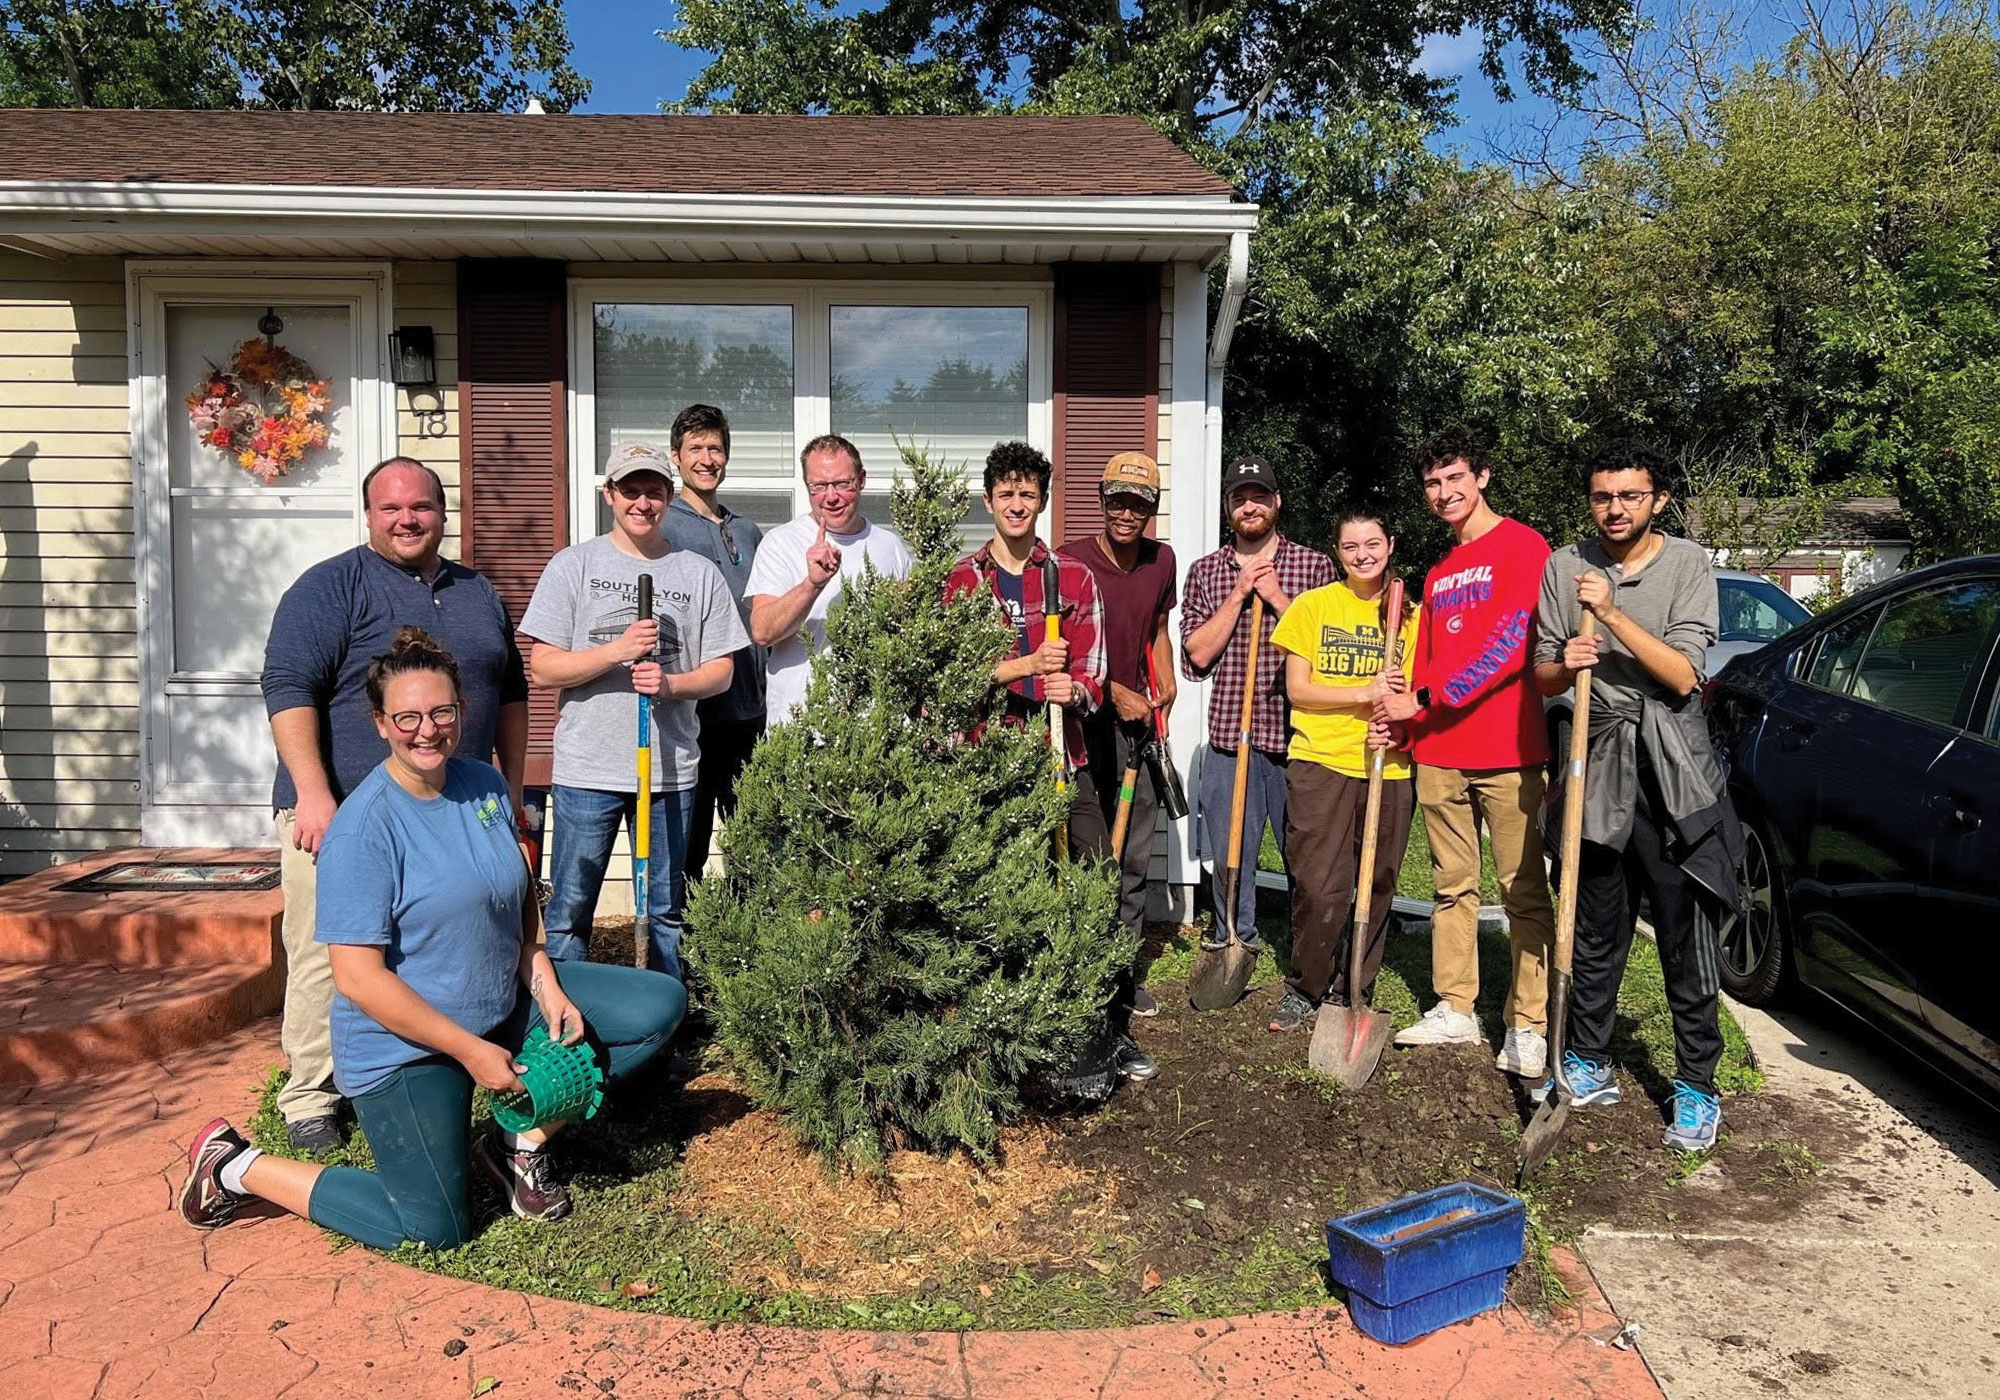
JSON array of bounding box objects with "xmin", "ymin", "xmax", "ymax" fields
[
  {"xmin": 1664, "ymin": 1080, "xmax": 1722, "ymax": 1151},
  {"xmin": 1529, "ymin": 1049, "xmax": 1622, "ymax": 1107}
]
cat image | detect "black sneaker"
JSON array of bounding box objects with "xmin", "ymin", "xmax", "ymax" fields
[
  {"xmin": 1114, "ymin": 1035, "xmax": 1160, "ymax": 1081},
  {"xmin": 474, "ymin": 1131, "xmax": 573, "ymax": 1222},
  {"xmin": 179, "ymin": 1118, "xmax": 252, "ymax": 1230},
  {"xmin": 1267, "ymin": 989, "xmax": 1316, "ymax": 1033},
  {"xmin": 285, "ymin": 1114, "xmax": 343, "ymax": 1154},
  {"xmin": 1128, "ymin": 987, "xmax": 1160, "ymax": 1019}
]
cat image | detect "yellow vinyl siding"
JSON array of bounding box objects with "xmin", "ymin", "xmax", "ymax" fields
[
  {"xmin": 0, "ymin": 255, "xmax": 140, "ymax": 870},
  {"xmin": 390, "ymin": 261, "xmax": 463, "ymax": 547}
]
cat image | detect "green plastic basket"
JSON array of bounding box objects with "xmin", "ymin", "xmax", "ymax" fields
[{"xmin": 491, "ymin": 1031, "xmax": 605, "ymax": 1133}]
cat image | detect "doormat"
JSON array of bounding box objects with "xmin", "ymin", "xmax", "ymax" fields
[{"xmin": 54, "ymin": 861, "xmax": 282, "ymax": 894}]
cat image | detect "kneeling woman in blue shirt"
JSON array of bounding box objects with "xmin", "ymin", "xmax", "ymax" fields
[{"xmin": 178, "ymin": 626, "xmax": 686, "ymax": 1248}]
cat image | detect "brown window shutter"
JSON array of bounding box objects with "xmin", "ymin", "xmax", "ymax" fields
[
  {"xmin": 1052, "ymin": 264, "xmax": 1161, "ymax": 541},
  {"xmin": 458, "ymin": 259, "xmax": 568, "ymax": 787}
]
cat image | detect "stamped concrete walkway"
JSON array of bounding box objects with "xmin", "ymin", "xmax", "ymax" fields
[{"xmin": 0, "ymin": 1020, "xmax": 1660, "ymax": 1399}]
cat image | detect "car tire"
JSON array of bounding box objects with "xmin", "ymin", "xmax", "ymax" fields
[{"xmin": 1719, "ymin": 816, "xmax": 1788, "ymax": 1005}]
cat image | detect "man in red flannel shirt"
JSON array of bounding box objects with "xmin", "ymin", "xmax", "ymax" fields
[
  {"xmin": 945, "ymin": 440, "xmax": 1157, "ymax": 1083},
  {"xmin": 1180, "ymin": 457, "xmax": 1337, "ymax": 951}
]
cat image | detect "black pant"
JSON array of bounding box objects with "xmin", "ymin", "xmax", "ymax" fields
[
  {"xmin": 1571, "ymin": 768, "xmax": 1724, "ymax": 1094},
  {"xmin": 1079, "ymin": 715, "xmax": 1160, "ymax": 940},
  {"xmin": 1067, "ymin": 766, "xmax": 1141, "ymax": 1035},
  {"xmin": 688, "ymin": 712, "xmax": 764, "ymax": 878}
]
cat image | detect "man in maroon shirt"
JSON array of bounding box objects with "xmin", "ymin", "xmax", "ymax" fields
[
  {"xmin": 1181, "ymin": 457, "xmax": 1337, "ymax": 950},
  {"xmin": 1061, "ymin": 452, "xmax": 1179, "ymax": 1022}
]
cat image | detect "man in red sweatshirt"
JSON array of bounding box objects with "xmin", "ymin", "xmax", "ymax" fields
[{"xmin": 1374, "ymin": 428, "xmax": 1556, "ymax": 1079}]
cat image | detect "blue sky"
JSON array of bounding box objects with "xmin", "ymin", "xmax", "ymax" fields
[{"xmin": 569, "ymin": 4, "xmax": 1556, "ymax": 153}]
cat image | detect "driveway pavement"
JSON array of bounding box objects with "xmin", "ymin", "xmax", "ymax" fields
[{"xmin": 1582, "ymin": 997, "xmax": 2000, "ymax": 1400}]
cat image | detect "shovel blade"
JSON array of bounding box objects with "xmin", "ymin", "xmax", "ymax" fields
[
  {"xmin": 1188, "ymin": 940, "xmax": 1258, "ymax": 1012},
  {"xmin": 1307, "ymin": 1006, "xmax": 1395, "ymax": 1089},
  {"xmin": 1517, "ymin": 1093, "xmax": 1572, "ymax": 1186}
]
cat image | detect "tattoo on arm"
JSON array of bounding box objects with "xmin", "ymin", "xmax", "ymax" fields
[{"xmin": 530, "ymin": 971, "xmax": 544, "ymax": 1000}]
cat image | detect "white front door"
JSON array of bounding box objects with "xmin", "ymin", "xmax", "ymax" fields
[{"xmin": 129, "ymin": 266, "xmax": 393, "ymax": 846}]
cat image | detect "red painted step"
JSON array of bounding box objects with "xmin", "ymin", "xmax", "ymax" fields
[
  {"xmin": 0, "ymin": 847, "xmax": 282, "ymax": 967},
  {"xmin": 0, "ymin": 961, "xmax": 283, "ymax": 1084}
]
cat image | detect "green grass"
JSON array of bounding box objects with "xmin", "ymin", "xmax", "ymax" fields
[{"xmin": 1258, "ymin": 806, "xmax": 1504, "ymax": 906}]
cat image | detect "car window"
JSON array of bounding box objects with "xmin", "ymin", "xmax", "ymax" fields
[
  {"xmin": 1804, "ymin": 605, "xmax": 1880, "ymax": 696},
  {"xmin": 1718, "ymin": 577, "xmax": 1811, "ymax": 643},
  {"xmin": 1850, "ymin": 578, "xmax": 2000, "ymax": 728}
]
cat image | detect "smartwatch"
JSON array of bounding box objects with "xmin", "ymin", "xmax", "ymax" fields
[{"xmin": 1413, "ymin": 685, "xmax": 1433, "ymax": 711}]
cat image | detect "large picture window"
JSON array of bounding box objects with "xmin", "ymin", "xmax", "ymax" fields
[{"xmin": 575, "ymin": 283, "xmax": 1050, "ymax": 543}]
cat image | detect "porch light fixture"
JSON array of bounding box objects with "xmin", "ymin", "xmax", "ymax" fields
[{"xmin": 388, "ymin": 326, "xmax": 437, "ymax": 387}]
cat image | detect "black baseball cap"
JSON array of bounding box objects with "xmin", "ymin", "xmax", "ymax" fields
[{"xmin": 1224, "ymin": 456, "xmax": 1280, "ymax": 498}]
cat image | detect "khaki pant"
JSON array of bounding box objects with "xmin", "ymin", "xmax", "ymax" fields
[
  {"xmin": 274, "ymin": 809, "xmax": 341, "ymax": 1122},
  {"xmin": 1415, "ymin": 765, "xmax": 1556, "ymax": 1033}
]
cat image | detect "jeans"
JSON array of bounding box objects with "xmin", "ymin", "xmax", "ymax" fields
[
  {"xmin": 544, "ymin": 784, "xmax": 695, "ymax": 978},
  {"xmin": 1195, "ymin": 744, "xmax": 1289, "ymax": 945},
  {"xmin": 306, "ymin": 960, "xmax": 686, "ymax": 1252}
]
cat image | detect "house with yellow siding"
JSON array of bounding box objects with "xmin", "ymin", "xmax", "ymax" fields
[{"xmin": 0, "ymin": 108, "xmax": 1256, "ymax": 914}]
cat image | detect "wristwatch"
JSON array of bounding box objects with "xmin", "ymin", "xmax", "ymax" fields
[{"xmin": 1413, "ymin": 685, "xmax": 1432, "ymax": 711}]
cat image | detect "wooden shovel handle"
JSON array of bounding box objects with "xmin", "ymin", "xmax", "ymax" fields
[
  {"xmin": 1223, "ymin": 597, "xmax": 1264, "ymax": 882},
  {"xmin": 1352, "ymin": 578, "xmax": 1405, "ymax": 943},
  {"xmin": 1554, "ymin": 612, "xmax": 1597, "ymax": 978}
]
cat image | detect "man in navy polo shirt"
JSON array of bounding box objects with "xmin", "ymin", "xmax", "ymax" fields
[{"xmin": 260, "ymin": 457, "xmax": 528, "ymax": 1153}]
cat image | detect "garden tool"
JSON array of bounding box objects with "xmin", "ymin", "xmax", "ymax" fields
[
  {"xmin": 1142, "ymin": 648, "xmax": 1189, "ymax": 823},
  {"xmin": 633, "ymin": 573, "xmax": 654, "ymax": 970},
  {"xmin": 1109, "ymin": 634, "xmax": 1160, "ymax": 863},
  {"xmin": 1189, "ymin": 596, "xmax": 1264, "ymax": 1012},
  {"xmin": 1042, "ymin": 556, "xmax": 1069, "ymax": 861},
  {"xmin": 1519, "ymin": 611, "xmax": 1597, "ymax": 1184},
  {"xmin": 1309, "ymin": 577, "xmax": 1406, "ymax": 1088}
]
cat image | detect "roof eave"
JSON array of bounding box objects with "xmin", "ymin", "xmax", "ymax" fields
[{"xmin": 0, "ymin": 179, "xmax": 1258, "ymax": 257}]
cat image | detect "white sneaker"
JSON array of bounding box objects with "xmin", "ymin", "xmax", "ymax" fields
[
  {"xmin": 1393, "ymin": 1001, "xmax": 1482, "ymax": 1047},
  {"xmin": 1495, "ymin": 1027, "xmax": 1548, "ymax": 1078}
]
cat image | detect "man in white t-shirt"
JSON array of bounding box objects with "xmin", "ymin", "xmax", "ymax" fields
[
  {"xmin": 746, "ymin": 433, "xmax": 914, "ymax": 722},
  {"xmin": 521, "ymin": 442, "xmax": 750, "ymax": 978}
]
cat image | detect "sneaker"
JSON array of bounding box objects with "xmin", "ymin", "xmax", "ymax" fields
[
  {"xmin": 1267, "ymin": 989, "xmax": 1316, "ymax": 1033},
  {"xmin": 474, "ymin": 1132, "xmax": 573, "ymax": 1222},
  {"xmin": 178, "ymin": 1118, "xmax": 252, "ymax": 1230},
  {"xmin": 285, "ymin": 1114, "xmax": 343, "ymax": 1154},
  {"xmin": 1129, "ymin": 987, "xmax": 1160, "ymax": 1019},
  {"xmin": 1664, "ymin": 1080, "xmax": 1722, "ymax": 1152},
  {"xmin": 1495, "ymin": 1027, "xmax": 1548, "ymax": 1078},
  {"xmin": 1392, "ymin": 1001, "xmax": 1482, "ymax": 1047},
  {"xmin": 1529, "ymin": 1050, "xmax": 1623, "ymax": 1106},
  {"xmin": 1114, "ymin": 1035, "xmax": 1160, "ymax": 1081}
]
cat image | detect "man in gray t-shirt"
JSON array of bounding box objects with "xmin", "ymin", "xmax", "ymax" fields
[{"xmin": 520, "ymin": 442, "xmax": 750, "ymax": 978}]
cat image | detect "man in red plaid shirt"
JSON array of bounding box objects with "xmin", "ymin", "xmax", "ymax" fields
[
  {"xmin": 945, "ymin": 441, "xmax": 1157, "ymax": 1083},
  {"xmin": 1181, "ymin": 457, "xmax": 1337, "ymax": 949}
]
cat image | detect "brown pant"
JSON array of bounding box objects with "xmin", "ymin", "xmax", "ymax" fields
[
  {"xmin": 1285, "ymin": 761, "xmax": 1414, "ymax": 1005},
  {"xmin": 1415, "ymin": 764, "xmax": 1555, "ymax": 1032}
]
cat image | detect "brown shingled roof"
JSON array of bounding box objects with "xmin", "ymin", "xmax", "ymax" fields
[{"xmin": 0, "ymin": 109, "xmax": 1236, "ymax": 199}]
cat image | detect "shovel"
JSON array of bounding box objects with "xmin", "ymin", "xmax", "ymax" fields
[
  {"xmin": 633, "ymin": 573, "xmax": 656, "ymax": 971},
  {"xmin": 1519, "ymin": 611, "xmax": 1597, "ymax": 1185},
  {"xmin": 1189, "ymin": 595, "xmax": 1265, "ymax": 1012},
  {"xmin": 1308, "ymin": 578, "xmax": 1406, "ymax": 1088}
]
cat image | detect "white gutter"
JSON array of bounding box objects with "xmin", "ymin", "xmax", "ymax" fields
[
  {"xmin": 1206, "ymin": 228, "xmax": 1249, "ymax": 371},
  {"xmin": 0, "ymin": 179, "xmax": 1260, "ymax": 248}
]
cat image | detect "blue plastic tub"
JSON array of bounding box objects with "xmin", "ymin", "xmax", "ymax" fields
[{"xmin": 1326, "ymin": 1182, "xmax": 1526, "ymax": 1345}]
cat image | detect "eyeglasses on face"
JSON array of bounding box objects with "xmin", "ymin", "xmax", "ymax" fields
[
  {"xmin": 805, "ymin": 478, "xmax": 861, "ymax": 497},
  {"xmin": 1588, "ymin": 489, "xmax": 1659, "ymax": 509},
  {"xmin": 1103, "ymin": 495, "xmax": 1154, "ymax": 518},
  {"xmin": 385, "ymin": 703, "xmax": 461, "ymax": 734}
]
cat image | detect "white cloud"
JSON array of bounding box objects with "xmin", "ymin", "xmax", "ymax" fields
[{"xmin": 1416, "ymin": 29, "xmax": 1485, "ymax": 78}]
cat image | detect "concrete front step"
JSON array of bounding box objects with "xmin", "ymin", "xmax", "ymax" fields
[
  {"xmin": 0, "ymin": 960, "xmax": 284, "ymax": 1083},
  {"xmin": 0, "ymin": 847, "xmax": 283, "ymax": 967}
]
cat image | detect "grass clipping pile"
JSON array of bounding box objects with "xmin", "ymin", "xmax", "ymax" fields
[{"xmin": 253, "ymin": 904, "xmax": 1846, "ymax": 1333}]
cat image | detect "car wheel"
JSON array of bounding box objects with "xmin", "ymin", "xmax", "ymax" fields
[{"xmin": 1718, "ymin": 819, "xmax": 1787, "ymax": 1004}]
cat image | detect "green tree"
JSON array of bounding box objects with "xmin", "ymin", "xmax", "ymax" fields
[
  {"xmin": 685, "ymin": 447, "xmax": 1126, "ymax": 1171},
  {"xmin": 0, "ymin": 0, "xmax": 587, "ymax": 110}
]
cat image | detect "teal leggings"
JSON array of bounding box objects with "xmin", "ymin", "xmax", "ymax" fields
[{"xmin": 306, "ymin": 961, "xmax": 685, "ymax": 1251}]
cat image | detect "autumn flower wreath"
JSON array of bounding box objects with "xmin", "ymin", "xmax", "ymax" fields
[{"xmin": 186, "ymin": 338, "xmax": 332, "ymax": 484}]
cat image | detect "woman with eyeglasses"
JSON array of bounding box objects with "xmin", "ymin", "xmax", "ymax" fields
[{"xmin": 177, "ymin": 627, "xmax": 687, "ymax": 1249}]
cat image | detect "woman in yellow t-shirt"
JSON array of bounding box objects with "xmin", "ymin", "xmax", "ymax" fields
[{"xmin": 1266, "ymin": 508, "xmax": 1421, "ymax": 1032}]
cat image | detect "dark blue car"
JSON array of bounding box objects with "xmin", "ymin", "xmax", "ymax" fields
[{"xmin": 1704, "ymin": 556, "xmax": 2000, "ymax": 1105}]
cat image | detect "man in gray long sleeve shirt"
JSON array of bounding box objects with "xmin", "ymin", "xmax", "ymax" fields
[
  {"xmin": 1532, "ymin": 439, "xmax": 1739, "ymax": 1154},
  {"xmin": 260, "ymin": 457, "xmax": 528, "ymax": 1151}
]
